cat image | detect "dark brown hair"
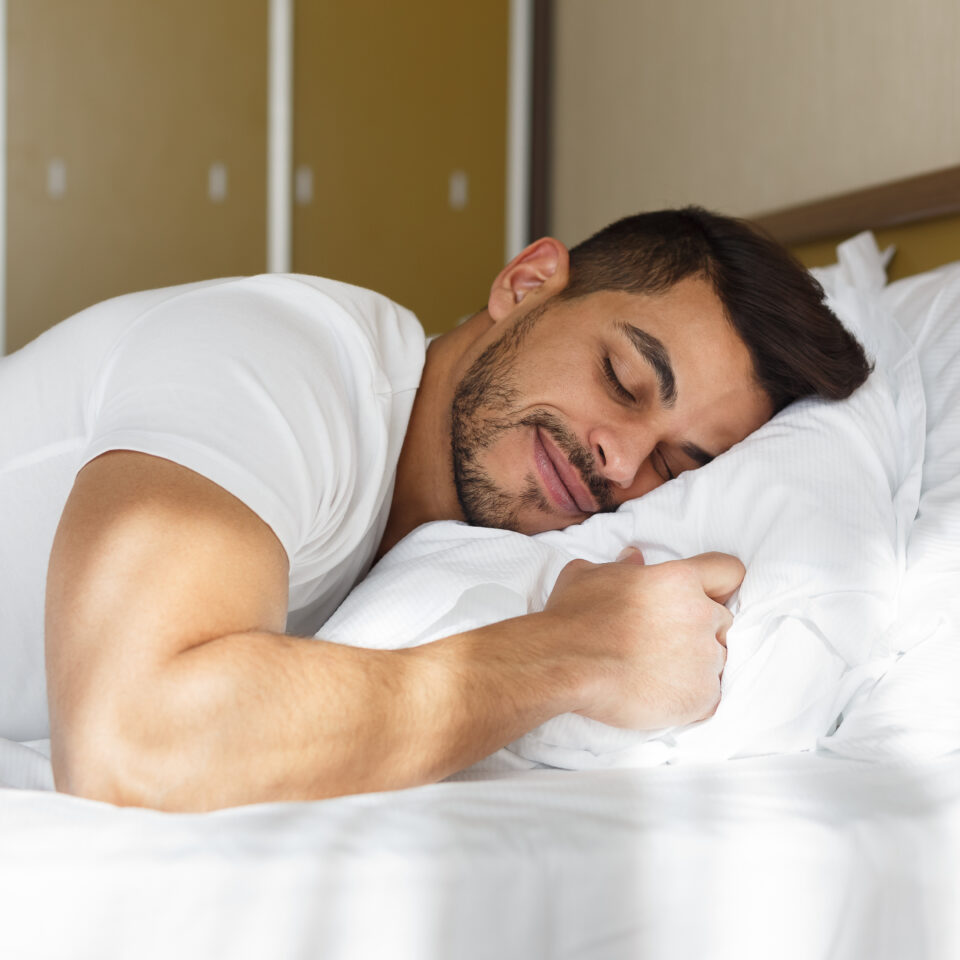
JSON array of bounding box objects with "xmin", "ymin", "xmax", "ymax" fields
[{"xmin": 558, "ymin": 206, "xmax": 872, "ymax": 412}]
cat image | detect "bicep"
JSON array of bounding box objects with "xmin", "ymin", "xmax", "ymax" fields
[{"xmin": 45, "ymin": 451, "xmax": 290, "ymax": 736}]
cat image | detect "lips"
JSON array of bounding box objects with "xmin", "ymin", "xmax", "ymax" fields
[{"xmin": 534, "ymin": 427, "xmax": 597, "ymax": 514}]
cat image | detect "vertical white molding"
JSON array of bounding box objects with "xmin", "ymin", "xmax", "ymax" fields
[
  {"xmin": 267, "ymin": 0, "xmax": 292, "ymax": 273},
  {"xmin": 505, "ymin": 0, "xmax": 533, "ymax": 262},
  {"xmin": 0, "ymin": 0, "xmax": 7, "ymax": 354}
]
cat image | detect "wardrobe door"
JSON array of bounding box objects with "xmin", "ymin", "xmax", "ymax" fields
[
  {"xmin": 6, "ymin": 0, "xmax": 268, "ymax": 352},
  {"xmin": 293, "ymin": 1, "xmax": 509, "ymax": 335}
]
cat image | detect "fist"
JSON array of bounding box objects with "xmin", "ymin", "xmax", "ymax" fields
[{"xmin": 542, "ymin": 551, "xmax": 743, "ymax": 730}]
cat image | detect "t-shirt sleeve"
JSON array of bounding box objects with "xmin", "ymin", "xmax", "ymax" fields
[{"xmin": 80, "ymin": 278, "xmax": 380, "ymax": 563}]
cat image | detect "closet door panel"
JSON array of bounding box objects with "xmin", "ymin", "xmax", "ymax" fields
[
  {"xmin": 6, "ymin": 0, "xmax": 268, "ymax": 351},
  {"xmin": 293, "ymin": 1, "xmax": 509, "ymax": 334}
]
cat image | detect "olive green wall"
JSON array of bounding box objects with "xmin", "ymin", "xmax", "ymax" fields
[
  {"xmin": 6, "ymin": 0, "xmax": 268, "ymax": 352},
  {"xmin": 292, "ymin": 1, "xmax": 508, "ymax": 335}
]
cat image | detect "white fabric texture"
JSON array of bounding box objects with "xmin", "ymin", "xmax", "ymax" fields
[
  {"xmin": 820, "ymin": 620, "xmax": 960, "ymax": 762},
  {"xmin": 0, "ymin": 275, "xmax": 425, "ymax": 740},
  {"xmin": 321, "ymin": 237, "xmax": 926, "ymax": 769},
  {"xmin": 0, "ymin": 752, "xmax": 957, "ymax": 960},
  {"xmin": 881, "ymin": 255, "xmax": 960, "ymax": 616},
  {"xmin": 817, "ymin": 243, "xmax": 960, "ymax": 762},
  {"xmin": 0, "ymin": 738, "xmax": 54, "ymax": 791}
]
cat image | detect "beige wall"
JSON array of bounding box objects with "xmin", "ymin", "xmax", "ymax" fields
[{"xmin": 551, "ymin": 0, "xmax": 960, "ymax": 244}]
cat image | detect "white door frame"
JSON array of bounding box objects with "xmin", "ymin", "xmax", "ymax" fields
[
  {"xmin": 506, "ymin": 0, "xmax": 533, "ymax": 262},
  {"xmin": 267, "ymin": 0, "xmax": 292, "ymax": 274}
]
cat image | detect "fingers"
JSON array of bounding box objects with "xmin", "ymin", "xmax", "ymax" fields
[
  {"xmin": 714, "ymin": 603, "xmax": 733, "ymax": 648},
  {"xmin": 552, "ymin": 557, "xmax": 594, "ymax": 593},
  {"xmin": 715, "ymin": 633, "xmax": 728, "ymax": 674},
  {"xmin": 618, "ymin": 548, "xmax": 733, "ymax": 674},
  {"xmin": 616, "ymin": 546, "xmax": 645, "ymax": 565},
  {"xmin": 682, "ymin": 552, "xmax": 745, "ymax": 605}
]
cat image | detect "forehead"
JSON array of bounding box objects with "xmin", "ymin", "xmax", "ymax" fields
[
  {"xmin": 549, "ymin": 276, "xmax": 747, "ymax": 367},
  {"xmin": 575, "ymin": 274, "xmax": 730, "ymax": 337}
]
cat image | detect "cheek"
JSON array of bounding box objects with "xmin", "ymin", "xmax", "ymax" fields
[
  {"xmin": 518, "ymin": 344, "xmax": 593, "ymax": 402},
  {"xmin": 477, "ymin": 424, "xmax": 534, "ymax": 485}
]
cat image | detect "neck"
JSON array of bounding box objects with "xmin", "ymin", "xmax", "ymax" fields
[{"xmin": 376, "ymin": 311, "xmax": 493, "ymax": 559}]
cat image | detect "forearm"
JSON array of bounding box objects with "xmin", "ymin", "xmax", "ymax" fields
[{"xmin": 56, "ymin": 613, "xmax": 580, "ymax": 811}]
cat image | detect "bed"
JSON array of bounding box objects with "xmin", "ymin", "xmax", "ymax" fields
[{"xmin": 2, "ymin": 169, "xmax": 959, "ymax": 960}]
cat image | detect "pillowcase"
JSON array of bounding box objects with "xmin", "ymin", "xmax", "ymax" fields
[
  {"xmin": 319, "ymin": 247, "xmax": 924, "ymax": 769},
  {"xmin": 808, "ymin": 231, "xmax": 893, "ymax": 299},
  {"xmin": 820, "ymin": 240, "xmax": 960, "ymax": 761},
  {"xmin": 819, "ymin": 621, "xmax": 960, "ymax": 762},
  {"xmin": 881, "ymin": 256, "xmax": 960, "ymax": 599}
]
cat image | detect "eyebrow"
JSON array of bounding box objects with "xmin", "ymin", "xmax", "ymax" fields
[
  {"xmin": 617, "ymin": 322, "xmax": 678, "ymax": 408},
  {"xmin": 616, "ymin": 321, "xmax": 717, "ymax": 467}
]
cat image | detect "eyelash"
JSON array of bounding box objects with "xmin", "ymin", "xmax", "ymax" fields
[
  {"xmin": 602, "ymin": 357, "xmax": 635, "ymax": 403},
  {"xmin": 656, "ymin": 448, "xmax": 675, "ymax": 481}
]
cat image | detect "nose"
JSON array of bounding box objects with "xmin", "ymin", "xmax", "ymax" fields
[{"xmin": 588, "ymin": 421, "xmax": 656, "ymax": 490}]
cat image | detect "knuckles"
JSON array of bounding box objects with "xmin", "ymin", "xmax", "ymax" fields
[{"xmin": 643, "ymin": 560, "xmax": 702, "ymax": 596}]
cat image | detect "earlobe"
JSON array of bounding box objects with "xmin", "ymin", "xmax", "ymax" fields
[{"xmin": 488, "ymin": 237, "xmax": 570, "ymax": 323}]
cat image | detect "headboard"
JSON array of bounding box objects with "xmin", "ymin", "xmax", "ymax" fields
[{"xmin": 752, "ymin": 164, "xmax": 960, "ymax": 281}]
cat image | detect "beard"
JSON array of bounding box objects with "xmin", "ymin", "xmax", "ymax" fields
[{"xmin": 450, "ymin": 303, "xmax": 616, "ymax": 531}]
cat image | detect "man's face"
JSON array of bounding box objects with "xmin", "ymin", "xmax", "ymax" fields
[{"xmin": 451, "ymin": 274, "xmax": 773, "ymax": 534}]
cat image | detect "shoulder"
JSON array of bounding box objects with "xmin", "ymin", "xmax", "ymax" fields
[
  {"xmin": 107, "ymin": 274, "xmax": 426, "ymax": 396},
  {"xmin": 83, "ymin": 275, "xmax": 426, "ymax": 562},
  {"xmin": 263, "ymin": 275, "xmax": 427, "ymax": 394}
]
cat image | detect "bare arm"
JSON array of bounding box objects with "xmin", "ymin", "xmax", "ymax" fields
[{"xmin": 47, "ymin": 452, "xmax": 737, "ymax": 812}]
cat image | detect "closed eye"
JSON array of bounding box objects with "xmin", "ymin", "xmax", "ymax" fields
[
  {"xmin": 602, "ymin": 357, "xmax": 635, "ymax": 403},
  {"xmin": 655, "ymin": 447, "xmax": 675, "ymax": 481}
]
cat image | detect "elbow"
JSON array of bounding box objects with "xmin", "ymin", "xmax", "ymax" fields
[
  {"xmin": 49, "ymin": 672, "xmax": 229, "ymax": 811},
  {"xmin": 53, "ymin": 744, "xmax": 196, "ymax": 811},
  {"xmin": 51, "ymin": 723, "xmax": 245, "ymax": 813},
  {"xmin": 51, "ymin": 730, "xmax": 150, "ymax": 808},
  {"xmin": 50, "ymin": 708, "xmax": 179, "ymax": 809},
  {"xmin": 54, "ymin": 770, "xmax": 138, "ymax": 809}
]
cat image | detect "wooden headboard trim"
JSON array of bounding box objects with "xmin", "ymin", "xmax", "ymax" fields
[{"xmin": 752, "ymin": 164, "xmax": 960, "ymax": 245}]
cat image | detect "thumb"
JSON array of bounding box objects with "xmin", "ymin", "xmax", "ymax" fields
[
  {"xmin": 681, "ymin": 551, "xmax": 745, "ymax": 604},
  {"xmin": 616, "ymin": 545, "xmax": 645, "ymax": 565}
]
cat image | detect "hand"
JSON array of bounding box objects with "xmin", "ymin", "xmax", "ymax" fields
[{"xmin": 541, "ymin": 549, "xmax": 742, "ymax": 730}]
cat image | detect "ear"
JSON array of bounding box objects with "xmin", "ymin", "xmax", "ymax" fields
[{"xmin": 487, "ymin": 237, "xmax": 570, "ymax": 323}]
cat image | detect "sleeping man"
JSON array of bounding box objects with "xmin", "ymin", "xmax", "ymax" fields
[{"xmin": 0, "ymin": 207, "xmax": 870, "ymax": 810}]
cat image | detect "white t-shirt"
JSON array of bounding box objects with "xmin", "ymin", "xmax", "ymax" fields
[{"xmin": 0, "ymin": 275, "xmax": 427, "ymax": 740}]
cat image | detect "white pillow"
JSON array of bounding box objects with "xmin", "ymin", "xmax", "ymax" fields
[
  {"xmin": 818, "ymin": 621, "xmax": 960, "ymax": 762},
  {"xmin": 881, "ymin": 257, "xmax": 960, "ymax": 589},
  {"xmin": 819, "ymin": 245, "xmax": 960, "ymax": 761},
  {"xmin": 319, "ymin": 255, "xmax": 924, "ymax": 769},
  {"xmin": 808, "ymin": 231, "xmax": 893, "ymax": 300}
]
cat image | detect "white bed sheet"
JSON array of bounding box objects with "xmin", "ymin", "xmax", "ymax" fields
[{"xmin": 0, "ymin": 751, "xmax": 958, "ymax": 960}]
